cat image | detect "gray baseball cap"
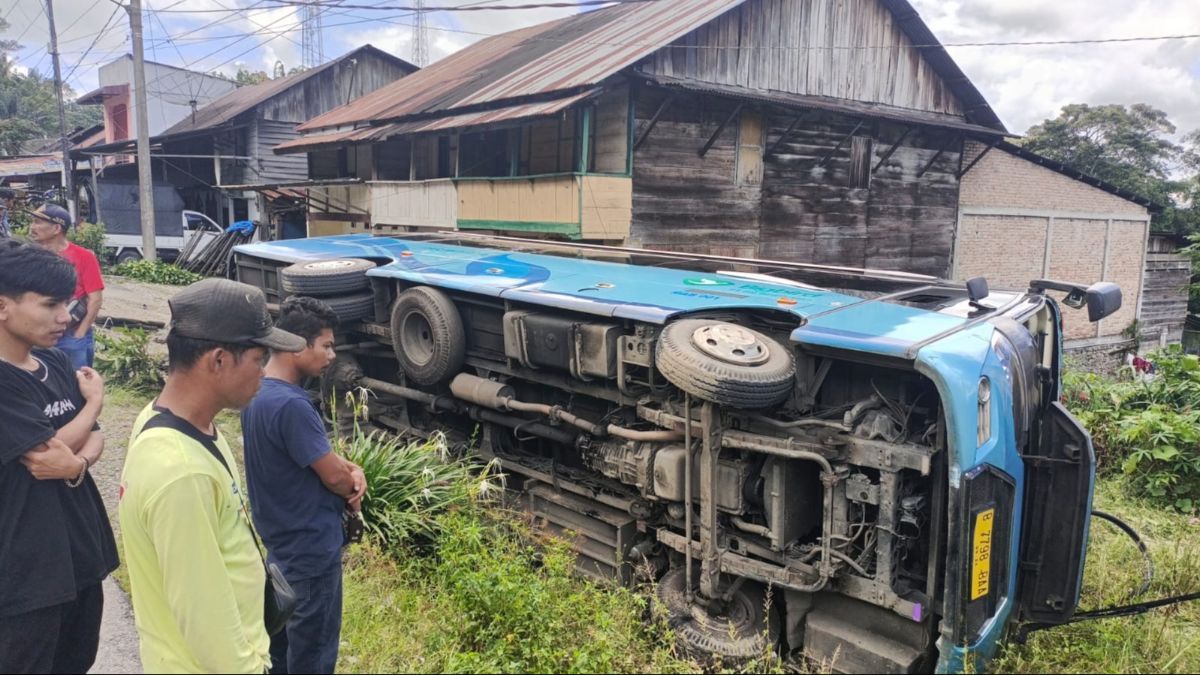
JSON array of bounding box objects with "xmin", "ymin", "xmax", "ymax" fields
[{"xmin": 169, "ymin": 278, "xmax": 307, "ymax": 352}]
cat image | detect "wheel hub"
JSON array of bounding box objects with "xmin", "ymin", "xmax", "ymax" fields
[{"xmin": 691, "ymin": 324, "xmax": 770, "ymax": 365}]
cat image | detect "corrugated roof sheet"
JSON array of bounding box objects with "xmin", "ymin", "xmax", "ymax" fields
[
  {"xmin": 298, "ymin": 0, "xmax": 746, "ymax": 131},
  {"xmin": 276, "ymin": 89, "xmax": 598, "ymax": 154},
  {"xmin": 298, "ymin": 0, "xmax": 1004, "ymax": 134},
  {"xmin": 637, "ymin": 73, "xmax": 1006, "ymax": 137},
  {"xmin": 0, "ymin": 155, "xmax": 64, "ymax": 178},
  {"xmin": 77, "ymin": 84, "xmax": 127, "ymax": 105},
  {"xmin": 161, "ymin": 45, "xmax": 417, "ymax": 138}
]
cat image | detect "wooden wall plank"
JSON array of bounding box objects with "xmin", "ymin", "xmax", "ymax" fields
[{"xmin": 643, "ymin": 0, "xmax": 965, "ymax": 118}]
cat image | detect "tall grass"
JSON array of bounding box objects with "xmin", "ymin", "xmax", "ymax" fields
[
  {"xmin": 339, "ymin": 510, "xmax": 697, "ymax": 674},
  {"xmin": 331, "ymin": 388, "xmax": 502, "ymax": 549},
  {"xmin": 993, "ymin": 480, "xmax": 1200, "ymax": 673}
]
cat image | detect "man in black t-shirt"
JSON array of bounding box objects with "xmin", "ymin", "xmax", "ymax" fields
[{"xmin": 0, "ymin": 241, "xmax": 119, "ymax": 673}]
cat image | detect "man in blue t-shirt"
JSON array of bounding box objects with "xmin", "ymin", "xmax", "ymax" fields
[{"xmin": 242, "ymin": 297, "xmax": 366, "ymax": 674}]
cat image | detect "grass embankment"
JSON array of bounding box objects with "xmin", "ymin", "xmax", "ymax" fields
[{"xmin": 96, "ymin": 384, "xmax": 1200, "ymax": 673}]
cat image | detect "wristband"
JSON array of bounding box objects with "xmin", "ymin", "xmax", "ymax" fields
[{"xmin": 64, "ymin": 457, "xmax": 88, "ymax": 488}]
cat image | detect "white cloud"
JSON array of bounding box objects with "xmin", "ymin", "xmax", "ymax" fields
[
  {"xmin": 8, "ymin": 0, "xmax": 1197, "ymax": 138},
  {"xmin": 911, "ymin": 0, "xmax": 1200, "ymax": 135},
  {"xmin": 331, "ymin": 0, "xmax": 578, "ymax": 65}
]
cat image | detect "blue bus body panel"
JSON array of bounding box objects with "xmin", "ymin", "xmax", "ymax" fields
[
  {"xmin": 790, "ymin": 302, "xmax": 966, "ymax": 358},
  {"xmin": 915, "ymin": 324, "xmax": 1028, "ymax": 673},
  {"xmin": 237, "ymin": 234, "xmax": 1041, "ymax": 672},
  {"xmin": 235, "ymin": 235, "xmax": 968, "ymax": 348}
]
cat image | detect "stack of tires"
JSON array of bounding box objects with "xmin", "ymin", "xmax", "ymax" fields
[{"xmin": 280, "ymin": 259, "xmax": 378, "ymax": 323}]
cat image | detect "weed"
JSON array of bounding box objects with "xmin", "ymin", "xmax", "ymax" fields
[
  {"xmin": 112, "ymin": 260, "xmax": 203, "ymax": 285},
  {"xmin": 993, "ymin": 480, "xmax": 1200, "ymax": 673},
  {"xmin": 339, "ymin": 510, "xmax": 696, "ymax": 674},
  {"xmin": 68, "ymin": 221, "xmax": 111, "ymax": 266},
  {"xmin": 95, "ymin": 327, "xmax": 164, "ymax": 394},
  {"xmin": 1064, "ymin": 347, "xmax": 1200, "ymax": 512}
]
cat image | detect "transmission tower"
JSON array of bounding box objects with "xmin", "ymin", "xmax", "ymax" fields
[
  {"xmin": 301, "ymin": 1, "xmax": 325, "ymax": 69},
  {"xmin": 411, "ymin": 0, "xmax": 428, "ymax": 67}
]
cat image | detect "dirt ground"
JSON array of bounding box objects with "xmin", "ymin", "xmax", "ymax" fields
[
  {"xmin": 91, "ymin": 388, "xmax": 153, "ymax": 675},
  {"xmin": 89, "ymin": 276, "xmax": 186, "ymax": 674},
  {"xmin": 98, "ymin": 277, "xmax": 178, "ymax": 329}
]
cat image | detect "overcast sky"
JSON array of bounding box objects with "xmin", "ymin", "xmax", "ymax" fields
[{"xmin": 3, "ymin": 0, "xmax": 1198, "ymax": 136}]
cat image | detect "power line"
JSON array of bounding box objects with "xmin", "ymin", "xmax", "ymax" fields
[
  {"xmin": 147, "ymin": 0, "xmax": 208, "ymax": 104},
  {"xmin": 62, "ymin": 3, "xmax": 123, "ymax": 83},
  {"xmin": 52, "ymin": 0, "xmax": 1200, "ymax": 109},
  {"xmin": 57, "ymin": 0, "xmax": 105, "ymax": 37},
  {"xmin": 9, "ymin": 1, "xmax": 46, "ymax": 43},
  {"xmin": 135, "ymin": 0, "xmax": 342, "ymax": 96}
]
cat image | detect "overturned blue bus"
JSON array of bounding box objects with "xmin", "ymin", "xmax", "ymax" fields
[{"xmin": 234, "ymin": 232, "xmax": 1119, "ymax": 673}]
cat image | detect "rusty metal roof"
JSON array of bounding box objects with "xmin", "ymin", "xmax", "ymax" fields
[
  {"xmin": 637, "ymin": 73, "xmax": 1007, "ymax": 137},
  {"xmin": 277, "ymin": 89, "xmax": 598, "ymax": 154},
  {"xmin": 162, "ymin": 45, "xmax": 417, "ymax": 139},
  {"xmin": 298, "ymin": 0, "xmax": 746, "ymax": 131},
  {"xmin": 0, "ymin": 155, "xmax": 64, "ymax": 179},
  {"xmin": 77, "ymin": 84, "xmax": 128, "ymax": 106},
  {"xmin": 297, "ymin": 0, "xmax": 1004, "ymax": 134}
]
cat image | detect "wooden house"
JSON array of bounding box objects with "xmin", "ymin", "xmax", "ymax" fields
[
  {"xmin": 77, "ymin": 45, "xmax": 416, "ymax": 230},
  {"xmin": 275, "ymin": 0, "xmax": 1006, "ymax": 277}
]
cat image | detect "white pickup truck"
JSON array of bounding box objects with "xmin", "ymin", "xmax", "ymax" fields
[{"xmin": 107, "ymin": 209, "xmax": 223, "ymax": 264}]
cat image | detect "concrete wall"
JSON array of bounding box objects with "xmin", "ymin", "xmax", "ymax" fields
[
  {"xmin": 98, "ymin": 57, "xmax": 236, "ymax": 139},
  {"xmin": 955, "ymin": 141, "xmax": 1153, "ymax": 346}
]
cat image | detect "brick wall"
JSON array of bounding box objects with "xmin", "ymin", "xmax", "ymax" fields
[
  {"xmin": 955, "ymin": 142, "xmax": 1151, "ymax": 343},
  {"xmin": 960, "ymin": 142, "xmax": 1148, "ymax": 216}
]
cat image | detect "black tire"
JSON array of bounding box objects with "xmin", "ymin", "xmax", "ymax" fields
[
  {"xmin": 281, "ymin": 258, "xmax": 376, "ymax": 296},
  {"xmin": 319, "ymin": 291, "xmax": 375, "ymax": 324},
  {"xmin": 390, "ymin": 286, "xmax": 466, "ymax": 386},
  {"xmin": 656, "ymin": 319, "xmax": 794, "ymax": 409},
  {"xmin": 115, "ymin": 249, "xmax": 142, "ymax": 265},
  {"xmin": 656, "ymin": 567, "xmax": 779, "ymax": 661}
]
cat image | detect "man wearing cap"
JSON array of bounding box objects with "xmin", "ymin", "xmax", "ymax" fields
[
  {"xmin": 28, "ymin": 205, "xmax": 104, "ymax": 369},
  {"xmin": 119, "ymin": 278, "xmax": 307, "ymax": 674}
]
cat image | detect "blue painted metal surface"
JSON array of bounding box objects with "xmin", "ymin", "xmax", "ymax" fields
[
  {"xmin": 237, "ymin": 234, "xmax": 1076, "ymax": 673},
  {"xmin": 236, "ymin": 234, "xmax": 969, "ymax": 344}
]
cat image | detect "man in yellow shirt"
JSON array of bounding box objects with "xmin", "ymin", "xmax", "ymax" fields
[{"xmin": 119, "ymin": 279, "xmax": 306, "ymax": 673}]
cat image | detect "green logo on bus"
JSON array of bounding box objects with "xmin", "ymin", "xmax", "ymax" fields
[{"xmin": 683, "ymin": 277, "xmax": 734, "ymax": 287}]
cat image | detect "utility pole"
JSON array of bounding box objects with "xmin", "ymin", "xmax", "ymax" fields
[
  {"xmin": 45, "ymin": 0, "xmax": 74, "ymax": 221},
  {"xmin": 128, "ymin": 0, "xmax": 157, "ymax": 261}
]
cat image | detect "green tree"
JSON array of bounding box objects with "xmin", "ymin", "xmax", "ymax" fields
[
  {"xmin": 234, "ymin": 67, "xmax": 270, "ymax": 85},
  {"xmin": 0, "ymin": 18, "xmax": 102, "ymax": 155},
  {"xmin": 1020, "ymin": 103, "xmax": 1200, "ymax": 233}
]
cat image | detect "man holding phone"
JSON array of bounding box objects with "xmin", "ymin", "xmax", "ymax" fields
[{"xmin": 28, "ymin": 205, "xmax": 104, "ymax": 369}]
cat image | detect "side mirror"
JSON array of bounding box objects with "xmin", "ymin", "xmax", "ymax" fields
[
  {"xmin": 1085, "ymin": 281, "xmax": 1122, "ymax": 322},
  {"xmin": 966, "ymin": 277, "xmax": 989, "ymax": 302}
]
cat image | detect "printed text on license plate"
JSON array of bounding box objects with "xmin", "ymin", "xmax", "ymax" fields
[{"xmin": 971, "ymin": 508, "xmax": 995, "ymax": 601}]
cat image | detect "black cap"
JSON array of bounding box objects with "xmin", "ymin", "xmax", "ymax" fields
[{"xmin": 169, "ymin": 279, "xmax": 307, "ymax": 352}]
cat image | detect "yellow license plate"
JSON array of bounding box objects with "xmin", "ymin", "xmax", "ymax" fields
[{"xmin": 971, "ymin": 508, "xmax": 995, "ymax": 601}]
